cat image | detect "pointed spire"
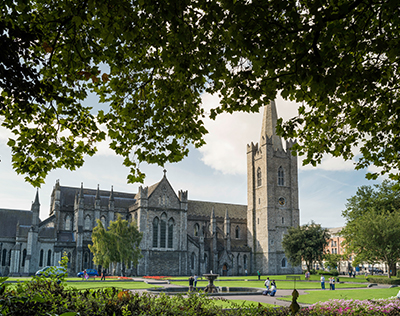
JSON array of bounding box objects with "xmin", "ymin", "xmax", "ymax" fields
[
  {"xmin": 109, "ymin": 185, "xmax": 114, "ymax": 201},
  {"xmin": 211, "ymin": 207, "xmax": 215, "ymax": 219},
  {"xmin": 33, "ymin": 189, "xmax": 40, "ymax": 206},
  {"xmin": 260, "ymin": 100, "xmax": 283, "ymax": 150},
  {"xmin": 163, "ymin": 169, "xmax": 167, "ymax": 178},
  {"xmin": 79, "ymin": 182, "xmax": 84, "ymax": 197},
  {"xmin": 225, "ymin": 208, "xmax": 229, "ymax": 220},
  {"xmin": 95, "ymin": 184, "xmax": 100, "ymax": 200}
]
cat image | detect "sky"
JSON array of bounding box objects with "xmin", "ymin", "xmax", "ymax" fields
[{"xmin": 0, "ymin": 93, "xmax": 381, "ymax": 227}]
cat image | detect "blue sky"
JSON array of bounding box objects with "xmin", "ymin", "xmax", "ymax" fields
[{"xmin": 0, "ymin": 94, "xmax": 380, "ymax": 227}]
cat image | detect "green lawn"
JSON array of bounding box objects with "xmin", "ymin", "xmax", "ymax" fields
[
  {"xmin": 171, "ymin": 280, "xmax": 367, "ymax": 290},
  {"xmin": 65, "ymin": 280, "xmax": 159, "ymax": 291},
  {"xmin": 210, "ymin": 299, "xmax": 278, "ymax": 308},
  {"xmin": 280, "ymin": 288, "xmax": 400, "ymax": 305}
]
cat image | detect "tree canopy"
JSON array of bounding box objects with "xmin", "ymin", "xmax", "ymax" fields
[
  {"xmin": 2, "ymin": 0, "xmax": 400, "ymax": 186},
  {"xmin": 341, "ymin": 181, "xmax": 400, "ymax": 277},
  {"xmin": 89, "ymin": 215, "xmax": 143, "ymax": 272},
  {"xmin": 282, "ymin": 222, "xmax": 330, "ymax": 272}
]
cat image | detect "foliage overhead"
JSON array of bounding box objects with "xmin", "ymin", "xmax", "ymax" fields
[
  {"xmin": 282, "ymin": 221, "xmax": 330, "ymax": 272},
  {"xmin": 341, "ymin": 181, "xmax": 400, "ymax": 278},
  {"xmin": 89, "ymin": 215, "xmax": 143, "ymax": 270},
  {"xmin": 1, "ymin": 0, "xmax": 400, "ymax": 186}
]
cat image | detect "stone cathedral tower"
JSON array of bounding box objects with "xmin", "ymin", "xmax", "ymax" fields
[{"xmin": 247, "ymin": 100, "xmax": 300, "ymax": 275}]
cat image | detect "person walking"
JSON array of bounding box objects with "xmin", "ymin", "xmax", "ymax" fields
[
  {"xmin": 194, "ymin": 275, "xmax": 198, "ymax": 288},
  {"xmin": 257, "ymin": 270, "xmax": 261, "ymax": 280},
  {"xmin": 245, "ymin": 269, "xmax": 248, "ymax": 277},
  {"xmin": 101, "ymin": 268, "xmax": 106, "ymax": 281},
  {"xmin": 329, "ymin": 277, "xmax": 333, "ymax": 290},
  {"xmin": 320, "ymin": 275, "xmax": 325, "ymax": 289},
  {"xmin": 264, "ymin": 277, "xmax": 270, "ymax": 291},
  {"xmin": 189, "ymin": 276, "xmax": 194, "ymax": 292}
]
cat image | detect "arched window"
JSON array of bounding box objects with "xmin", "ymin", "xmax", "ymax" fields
[
  {"xmin": 8, "ymin": 250, "xmax": 11, "ymax": 266},
  {"xmin": 84, "ymin": 252, "xmax": 89, "ymax": 269},
  {"xmin": 257, "ymin": 167, "xmax": 262, "ymax": 187},
  {"xmin": 278, "ymin": 166, "xmax": 284, "ymax": 186},
  {"xmin": 100, "ymin": 216, "xmax": 107, "ymax": 228},
  {"xmin": 160, "ymin": 213, "xmax": 167, "ymax": 248},
  {"xmin": 281, "ymin": 257, "xmax": 287, "ymax": 268},
  {"xmin": 235, "ymin": 226, "xmax": 240, "ymax": 239},
  {"xmin": 1, "ymin": 249, "xmax": 7, "ymax": 266},
  {"xmin": 243, "ymin": 255, "xmax": 247, "ymax": 270},
  {"xmin": 47, "ymin": 249, "xmax": 52, "ymax": 266},
  {"xmin": 153, "ymin": 217, "xmax": 159, "ymax": 248},
  {"xmin": 67, "ymin": 252, "xmax": 72, "ymax": 268},
  {"xmin": 194, "ymin": 223, "xmax": 199, "ymax": 237},
  {"xmin": 22, "ymin": 249, "xmax": 27, "ymax": 267},
  {"xmin": 237, "ymin": 254, "xmax": 240, "ymax": 274},
  {"xmin": 65, "ymin": 215, "xmax": 71, "ymax": 230},
  {"xmin": 84, "ymin": 215, "xmax": 91, "ymax": 230},
  {"xmin": 39, "ymin": 249, "xmax": 44, "ymax": 267},
  {"xmin": 168, "ymin": 218, "xmax": 174, "ymax": 248},
  {"xmin": 191, "ymin": 252, "xmax": 196, "ymax": 270}
]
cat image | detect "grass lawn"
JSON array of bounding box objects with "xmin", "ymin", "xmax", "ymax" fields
[
  {"xmin": 170, "ymin": 280, "xmax": 367, "ymax": 290},
  {"xmin": 210, "ymin": 298, "xmax": 278, "ymax": 308},
  {"xmin": 280, "ymin": 288, "xmax": 400, "ymax": 305},
  {"xmin": 65, "ymin": 280, "xmax": 159, "ymax": 291}
]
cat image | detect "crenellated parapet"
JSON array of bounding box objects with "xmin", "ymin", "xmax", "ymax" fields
[
  {"xmin": 179, "ymin": 190, "xmax": 188, "ymax": 210},
  {"xmin": 137, "ymin": 185, "xmax": 148, "ymax": 207}
]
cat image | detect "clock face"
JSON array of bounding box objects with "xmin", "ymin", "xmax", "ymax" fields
[{"xmin": 278, "ymin": 197, "xmax": 286, "ymax": 206}]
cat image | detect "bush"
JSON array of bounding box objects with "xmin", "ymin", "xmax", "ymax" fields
[
  {"xmin": 397, "ymin": 270, "xmax": 400, "ymax": 278},
  {"xmin": 329, "ymin": 269, "xmax": 339, "ymax": 276},
  {"xmin": 366, "ymin": 277, "xmax": 400, "ymax": 285},
  {"xmin": 317, "ymin": 270, "xmax": 336, "ymax": 276}
]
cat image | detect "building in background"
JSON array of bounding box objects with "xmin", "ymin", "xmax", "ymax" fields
[{"xmin": 0, "ymin": 101, "xmax": 301, "ymax": 276}]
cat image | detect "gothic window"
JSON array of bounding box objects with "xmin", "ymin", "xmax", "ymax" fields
[
  {"xmin": 194, "ymin": 223, "xmax": 199, "ymax": 237},
  {"xmin": 237, "ymin": 254, "xmax": 240, "ymax": 274},
  {"xmin": 100, "ymin": 216, "xmax": 106, "ymax": 228},
  {"xmin": 39, "ymin": 249, "xmax": 44, "ymax": 267},
  {"xmin": 47, "ymin": 249, "xmax": 52, "ymax": 266},
  {"xmin": 22, "ymin": 249, "xmax": 27, "ymax": 267},
  {"xmin": 67, "ymin": 252, "xmax": 72, "ymax": 268},
  {"xmin": 282, "ymin": 217, "xmax": 284, "ymax": 224},
  {"xmin": 278, "ymin": 166, "xmax": 284, "ymax": 186},
  {"xmin": 8, "ymin": 250, "xmax": 11, "ymax": 266},
  {"xmin": 84, "ymin": 252, "xmax": 89, "ymax": 268},
  {"xmin": 257, "ymin": 167, "xmax": 262, "ymax": 187},
  {"xmin": 65, "ymin": 215, "xmax": 71, "ymax": 230},
  {"xmin": 152, "ymin": 217, "xmax": 159, "ymax": 248},
  {"xmin": 1, "ymin": 249, "xmax": 6, "ymax": 266},
  {"xmin": 243, "ymin": 255, "xmax": 247, "ymax": 270},
  {"xmin": 281, "ymin": 258, "xmax": 287, "ymax": 268},
  {"xmin": 235, "ymin": 226, "xmax": 240, "ymax": 239},
  {"xmin": 84, "ymin": 215, "xmax": 91, "ymax": 230},
  {"xmin": 168, "ymin": 218, "xmax": 174, "ymax": 249},
  {"xmin": 191, "ymin": 252, "xmax": 196, "ymax": 270},
  {"xmin": 160, "ymin": 213, "xmax": 167, "ymax": 248}
]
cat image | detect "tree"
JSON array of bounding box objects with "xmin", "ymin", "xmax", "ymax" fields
[
  {"xmin": 341, "ymin": 181, "xmax": 400, "ymax": 278},
  {"xmin": 282, "ymin": 222, "xmax": 330, "ymax": 272},
  {"xmin": 323, "ymin": 253, "xmax": 343, "ymax": 273},
  {"xmin": 89, "ymin": 215, "xmax": 143, "ymax": 275},
  {"xmin": 2, "ymin": 0, "xmax": 400, "ymax": 186}
]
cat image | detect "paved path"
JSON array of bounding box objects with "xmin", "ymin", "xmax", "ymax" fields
[{"xmin": 130, "ymin": 278, "xmax": 393, "ymax": 308}]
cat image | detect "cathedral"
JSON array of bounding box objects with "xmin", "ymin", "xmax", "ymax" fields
[{"xmin": 0, "ymin": 101, "xmax": 301, "ymax": 276}]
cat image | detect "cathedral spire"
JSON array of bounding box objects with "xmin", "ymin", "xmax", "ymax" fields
[
  {"xmin": 109, "ymin": 185, "xmax": 114, "ymax": 202},
  {"xmin": 95, "ymin": 184, "xmax": 100, "ymax": 200},
  {"xmin": 260, "ymin": 100, "xmax": 283, "ymax": 150}
]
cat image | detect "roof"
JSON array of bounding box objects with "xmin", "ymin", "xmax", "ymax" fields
[
  {"xmin": 187, "ymin": 200, "xmax": 247, "ymax": 220},
  {"xmin": 0, "ymin": 209, "xmax": 32, "ymax": 238},
  {"xmin": 57, "ymin": 186, "xmax": 136, "ymax": 210},
  {"xmin": 328, "ymin": 227, "xmax": 344, "ymax": 236}
]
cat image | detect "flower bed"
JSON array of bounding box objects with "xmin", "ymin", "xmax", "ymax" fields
[
  {"xmin": 104, "ymin": 276, "xmax": 132, "ymax": 280},
  {"xmin": 142, "ymin": 276, "xmax": 171, "ymax": 280},
  {"xmin": 308, "ymin": 299, "xmax": 400, "ymax": 315}
]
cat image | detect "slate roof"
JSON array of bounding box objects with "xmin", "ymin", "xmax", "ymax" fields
[
  {"xmin": 187, "ymin": 200, "xmax": 247, "ymax": 220},
  {"xmin": 58, "ymin": 186, "xmax": 136, "ymax": 210},
  {"xmin": 0, "ymin": 209, "xmax": 32, "ymax": 238}
]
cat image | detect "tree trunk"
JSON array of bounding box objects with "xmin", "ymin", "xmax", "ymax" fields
[{"xmin": 388, "ymin": 262, "xmax": 397, "ymax": 278}]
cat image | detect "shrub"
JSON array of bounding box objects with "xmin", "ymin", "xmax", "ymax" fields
[
  {"xmin": 366, "ymin": 277, "xmax": 400, "ymax": 285},
  {"xmin": 329, "ymin": 269, "xmax": 339, "ymax": 276}
]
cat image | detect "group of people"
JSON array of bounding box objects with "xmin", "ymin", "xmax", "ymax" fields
[
  {"xmin": 320, "ymin": 275, "xmax": 336, "ymax": 290},
  {"xmin": 188, "ymin": 275, "xmax": 199, "ymax": 291},
  {"xmin": 263, "ymin": 277, "xmax": 277, "ymax": 296}
]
